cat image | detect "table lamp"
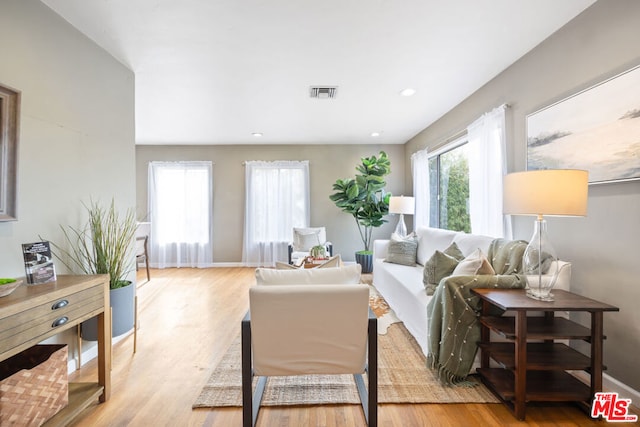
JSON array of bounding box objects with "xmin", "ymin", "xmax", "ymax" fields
[
  {"xmin": 503, "ymin": 169, "xmax": 588, "ymax": 301},
  {"xmin": 389, "ymin": 196, "xmax": 415, "ymax": 238}
]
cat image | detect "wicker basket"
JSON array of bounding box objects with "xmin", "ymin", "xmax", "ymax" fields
[{"xmin": 0, "ymin": 345, "xmax": 68, "ymax": 427}]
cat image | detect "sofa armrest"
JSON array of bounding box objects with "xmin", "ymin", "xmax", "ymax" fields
[
  {"xmin": 373, "ymin": 239, "xmax": 389, "ymax": 260},
  {"xmin": 551, "ymin": 260, "xmax": 571, "ymax": 291}
]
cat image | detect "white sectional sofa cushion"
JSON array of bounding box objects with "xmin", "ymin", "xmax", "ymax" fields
[{"xmin": 373, "ymin": 226, "xmax": 571, "ymax": 359}]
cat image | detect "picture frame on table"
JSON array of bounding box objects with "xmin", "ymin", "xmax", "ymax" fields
[{"xmin": 526, "ymin": 64, "xmax": 640, "ymax": 185}]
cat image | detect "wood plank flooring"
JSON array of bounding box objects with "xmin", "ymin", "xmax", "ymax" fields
[{"xmin": 67, "ymin": 267, "xmax": 633, "ymax": 426}]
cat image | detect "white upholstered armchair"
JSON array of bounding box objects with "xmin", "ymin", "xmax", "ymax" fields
[
  {"xmin": 241, "ymin": 282, "xmax": 377, "ymax": 426},
  {"xmin": 287, "ymin": 226, "xmax": 333, "ymax": 264}
]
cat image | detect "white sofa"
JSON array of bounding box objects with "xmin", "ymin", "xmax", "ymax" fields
[{"xmin": 372, "ymin": 226, "xmax": 571, "ymax": 359}]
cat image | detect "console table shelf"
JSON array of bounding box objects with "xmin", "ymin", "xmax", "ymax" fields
[
  {"xmin": 478, "ymin": 342, "xmax": 593, "ymax": 370},
  {"xmin": 472, "ymin": 288, "xmax": 619, "ymax": 421},
  {"xmin": 480, "ymin": 316, "xmax": 594, "ymax": 341},
  {"xmin": 476, "ymin": 368, "xmax": 592, "ymax": 402},
  {"xmin": 0, "ymin": 275, "xmax": 111, "ymax": 426}
]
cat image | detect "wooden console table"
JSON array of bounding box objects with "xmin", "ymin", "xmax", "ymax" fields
[
  {"xmin": 0, "ymin": 275, "xmax": 111, "ymax": 426},
  {"xmin": 472, "ymin": 288, "xmax": 618, "ymax": 421}
]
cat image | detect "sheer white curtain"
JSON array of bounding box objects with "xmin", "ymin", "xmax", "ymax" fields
[
  {"xmin": 242, "ymin": 161, "xmax": 309, "ymax": 267},
  {"xmin": 148, "ymin": 161, "xmax": 213, "ymax": 268},
  {"xmin": 467, "ymin": 104, "xmax": 512, "ymax": 239},
  {"xmin": 411, "ymin": 148, "xmax": 430, "ymax": 230}
]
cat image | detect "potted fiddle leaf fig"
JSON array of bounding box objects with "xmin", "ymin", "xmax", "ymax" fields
[
  {"xmin": 330, "ymin": 151, "xmax": 391, "ymax": 273},
  {"xmin": 51, "ymin": 198, "xmax": 137, "ymax": 339}
]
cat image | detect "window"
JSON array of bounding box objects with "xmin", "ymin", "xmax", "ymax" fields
[
  {"xmin": 428, "ymin": 140, "xmax": 470, "ymax": 232},
  {"xmin": 416, "ymin": 105, "xmax": 508, "ymax": 237},
  {"xmin": 148, "ymin": 161, "xmax": 213, "ymax": 268},
  {"xmin": 242, "ymin": 161, "xmax": 309, "ymax": 266}
]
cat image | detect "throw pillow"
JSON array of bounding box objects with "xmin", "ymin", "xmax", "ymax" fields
[
  {"xmin": 385, "ymin": 232, "xmax": 418, "ymax": 266},
  {"xmin": 422, "ymin": 242, "xmax": 466, "ymax": 295},
  {"xmin": 451, "ymin": 248, "xmax": 496, "ymax": 276},
  {"xmin": 443, "ymin": 241, "xmax": 464, "ymax": 261},
  {"xmin": 275, "ymin": 261, "xmax": 300, "ymax": 270},
  {"xmin": 295, "ymin": 230, "xmax": 321, "ymax": 251},
  {"xmin": 317, "ymin": 255, "xmax": 342, "ymax": 268}
]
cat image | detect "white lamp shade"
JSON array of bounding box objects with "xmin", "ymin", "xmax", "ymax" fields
[
  {"xmin": 503, "ymin": 169, "xmax": 588, "ymax": 217},
  {"xmin": 389, "ymin": 196, "xmax": 415, "ymax": 215}
]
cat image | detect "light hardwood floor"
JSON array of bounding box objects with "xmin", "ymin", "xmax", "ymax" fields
[{"xmin": 67, "ymin": 267, "xmax": 633, "ymax": 427}]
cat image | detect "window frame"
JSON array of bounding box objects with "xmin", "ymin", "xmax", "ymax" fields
[{"xmin": 428, "ymin": 136, "xmax": 470, "ymax": 232}]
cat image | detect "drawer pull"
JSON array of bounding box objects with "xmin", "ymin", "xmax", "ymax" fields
[
  {"xmin": 51, "ymin": 299, "xmax": 69, "ymax": 310},
  {"xmin": 52, "ymin": 317, "xmax": 69, "ymax": 328}
]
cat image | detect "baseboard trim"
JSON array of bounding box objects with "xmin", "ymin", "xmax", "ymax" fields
[
  {"xmin": 148, "ymin": 262, "xmax": 247, "ymax": 268},
  {"xmin": 571, "ymin": 370, "xmax": 640, "ymax": 409}
]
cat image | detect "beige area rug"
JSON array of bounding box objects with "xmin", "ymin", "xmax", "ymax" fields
[{"xmin": 193, "ymin": 281, "xmax": 499, "ymax": 408}]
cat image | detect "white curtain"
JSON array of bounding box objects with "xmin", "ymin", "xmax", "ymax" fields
[
  {"xmin": 242, "ymin": 161, "xmax": 310, "ymax": 267},
  {"xmin": 467, "ymin": 104, "xmax": 512, "ymax": 239},
  {"xmin": 148, "ymin": 161, "xmax": 213, "ymax": 268},
  {"xmin": 411, "ymin": 148, "xmax": 430, "ymax": 230}
]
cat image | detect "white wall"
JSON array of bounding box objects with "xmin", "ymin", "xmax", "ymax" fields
[
  {"xmin": 0, "ymin": 0, "xmax": 135, "ymax": 355},
  {"xmin": 136, "ymin": 144, "xmax": 406, "ymax": 263},
  {"xmin": 405, "ymin": 0, "xmax": 640, "ymax": 393}
]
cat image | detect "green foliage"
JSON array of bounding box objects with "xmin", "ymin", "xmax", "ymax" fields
[
  {"xmin": 50, "ymin": 199, "xmax": 137, "ymax": 290},
  {"xmin": 310, "ymin": 244, "xmax": 326, "ymax": 259},
  {"xmin": 443, "ymin": 155, "xmax": 470, "ymax": 233},
  {"xmin": 330, "ymin": 151, "xmax": 391, "ymax": 252}
]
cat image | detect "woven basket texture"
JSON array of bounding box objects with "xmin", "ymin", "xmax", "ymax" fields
[{"xmin": 0, "ymin": 344, "xmax": 68, "ymax": 427}]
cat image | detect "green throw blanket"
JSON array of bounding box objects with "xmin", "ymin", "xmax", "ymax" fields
[{"xmin": 426, "ymin": 239, "xmax": 528, "ymax": 385}]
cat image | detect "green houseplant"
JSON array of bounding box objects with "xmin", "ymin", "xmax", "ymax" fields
[
  {"xmin": 330, "ymin": 151, "xmax": 391, "ymax": 272},
  {"xmin": 51, "ymin": 199, "xmax": 138, "ymax": 339},
  {"xmin": 309, "ymin": 244, "xmax": 326, "ymax": 260}
]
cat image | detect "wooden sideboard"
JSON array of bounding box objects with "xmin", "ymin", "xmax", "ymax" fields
[{"xmin": 0, "ymin": 275, "xmax": 111, "ymax": 426}]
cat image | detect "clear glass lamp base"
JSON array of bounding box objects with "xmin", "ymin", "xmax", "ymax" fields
[
  {"xmin": 526, "ymin": 288, "xmax": 554, "ymax": 302},
  {"xmin": 523, "ymin": 218, "xmax": 558, "ymax": 303},
  {"xmin": 394, "ymin": 214, "xmax": 407, "ymax": 237}
]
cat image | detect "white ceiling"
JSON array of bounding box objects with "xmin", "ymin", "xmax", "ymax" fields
[{"xmin": 41, "ymin": 0, "xmax": 595, "ymax": 145}]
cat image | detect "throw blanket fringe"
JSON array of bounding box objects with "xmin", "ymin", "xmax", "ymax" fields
[
  {"xmin": 427, "ymin": 354, "xmax": 478, "ymax": 387},
  {"xmin": 426, "ymin": 239, "xmax": 528, "ymax": 385}
]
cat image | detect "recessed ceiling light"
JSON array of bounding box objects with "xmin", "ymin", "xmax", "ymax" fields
[
  {"xmin": 400, "ymin": 88, "xmax": 416, "ymax": 97},
  {"xmin": 371, "ymin": 132, "xmax": 381, "ymax": 137},
  {"xmin": 252, "ymin": 132, "xmax": 263, "ymax": 137}
]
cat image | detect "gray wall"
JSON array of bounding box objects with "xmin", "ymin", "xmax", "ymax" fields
[
  {"xmin": 0, "ymin": 0, "xmax": 135, "ymax": 353},
  {"xmin": 405, "ymin": 0, "xmax": 640, "ymax": 392},
  {"xmin": 135, "ymin": 145, "xmax": 406, "ymax": 263}
]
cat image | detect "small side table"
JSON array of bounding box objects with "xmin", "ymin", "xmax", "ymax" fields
[{"xmin": 472, "ymin": 288, "xmax": 619, "ymax": 420}]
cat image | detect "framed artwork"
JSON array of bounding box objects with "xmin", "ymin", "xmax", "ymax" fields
[
  {"xmin": 527, "ymin": 65, "xmax": 640, "ymax": 185},
  {"xmin": 0, "ymin": 82, "xmax": 20, "ymax": 221}
]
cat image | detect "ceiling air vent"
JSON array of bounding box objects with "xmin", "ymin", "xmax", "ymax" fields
[{"xmin": 309, "ymin": 86, "xmax": 338, "ymax": 99}]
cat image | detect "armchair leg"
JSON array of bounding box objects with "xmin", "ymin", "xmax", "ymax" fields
[
  {"xmin": 252, "ymin": 377, "xmax": 267, "ymax": 426},
  {"xmin": 242, "ymin": 315, "xmax": 253, "ymax": 427},
  {"xmin": 354, "ymin": 373, "xmax": 369, "ymax": 423},
  {"xmin": 242, "ymin": 313, "xmax": 268, "ymax": 427},
  {"xmin": 368, "ymin": 311, "xmax": 378, "ymax": 426}
]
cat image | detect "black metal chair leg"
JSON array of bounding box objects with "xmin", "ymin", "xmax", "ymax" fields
[{"xmin": 242, "ymin": 314, "xmax": 253, "ymax": 427}]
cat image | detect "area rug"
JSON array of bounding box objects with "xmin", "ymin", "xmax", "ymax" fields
[
  {"xmin": 365, "ymin": 276, "xmax": 401, "ymax": 335},
  {"xmin": 193, "ymin": 283, "xmax": 499, "ymax": 408}
]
